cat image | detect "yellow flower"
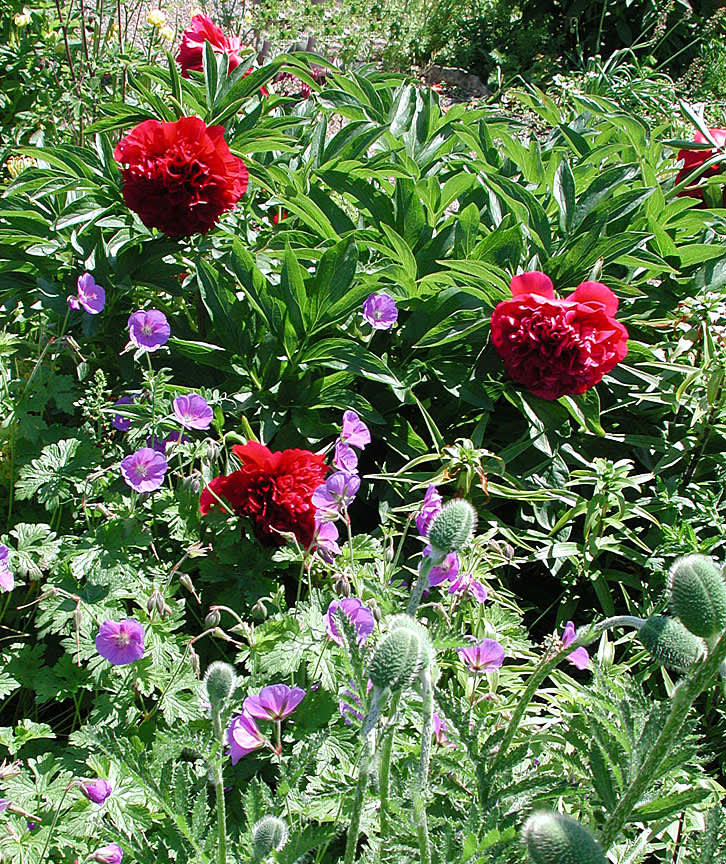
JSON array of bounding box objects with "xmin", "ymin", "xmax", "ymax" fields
[
  {"xmin": 160, "ymin": 25, "xmax": 174, "ymax": 40},
  {"xmin": 146, "ymin": 8, "xmax": 166, "ymax": 27},
  {"xmin": 14, "ymin": 9, "xmax": 31, "ymax": 26}
]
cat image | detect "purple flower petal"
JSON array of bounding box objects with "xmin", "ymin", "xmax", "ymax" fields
[
  {"xmin": 173, "ymin": 393, "xmax": 214, "ymax": 430},
  {"xmin": 333, "ymin": 440, "xmax": 358, "ymax": 472},
  {"xmin": 340, "ymin": 410, "xmax": 371, "ymax": 449},
  {"xmin": 314, "ymin": 519, "xmax": 341, "ymax": 560},
  {"xmin": 243, "ymin": 684, "xmax": 306, "ymax": 721},
  {"xmin": 95, "ymin": 619, "xmax": 145, "ymax": 666},
  {"xmin": 92, "ymin": 843, "xmax": 123, "ymax": 864},
  {"xmin": 127, "ymin": 309, "xmax": 170, "ymax": 352},
  {"xmin": 227, "ymin": 713, "xmax": 265, "ymax": 763},
  {"xmin": 362, "ymin": 293, "xmax": 398, "ymax": 330},
  {"xmin": 81, "ymin": 778, "xmax": 113, "ymax": 805},
  {"xmin": 416, "ymin": 485, "xmax": 443, "ymax": 537},
  {"xmin": 76, "ymin": 273, "xmax": 106, "ymax": 315},
  {"xmin": 562, "ymin": 621, "xmax": 590, "ymax": 670},
  {"xmin": 324, "ymin": 598, "xmax": 375, "ymax": 647},
  {"xmin": 457, "ymin": 638, "xmax": 505, "ymax": 673},
  {"xmin": 311, "ymin": 471, "xmax": 360, "ymax": 521},
  {"xmin": 112, "ymin": 396, "xmax": 135, "ymax": 432},
  {"xmin": 120, "ymin": 447, "xmax": 168, "ymax": 493},
  {"xmin": 0, "ymin": 544, "xmax": 14, "ymax": 593},
  {"xmin": 427, "ymin": 551, "xmax": 460, "ymax": 587}
]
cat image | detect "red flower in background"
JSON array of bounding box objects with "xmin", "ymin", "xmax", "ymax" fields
[
  {"xmin": 490, "ymin": 271, "xmax": 628, "ymax": 401},
  {"xmin": 676, "ymin": 128, "xmax": 726, "ymax": 203},
  {"xmin": 114, "ymin": 116, "xmax": 248, "ymax": 237},
  {"xmin": 200, "ymin": 441, "xmax": 328, "ymax": 547},
  {"xmin": 177, "ymin": 14, "xmax": 244, "ymax": 76}
]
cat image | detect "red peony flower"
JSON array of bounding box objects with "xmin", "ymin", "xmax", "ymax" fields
[
  {"xmin": 676, "ymin": 129, "xmax": 726, "ymax": 203},
  {"xmin": 490, "ymin": 271, "xmax": 628, "ymax": 401},
  {"xmin": 114, "ymin": 116, "xmax": 248, "ymax": 237},
  {"xmin": 200, "ymin": 441, "xmax": 328, "ymax": 547},
  {"xmin": 177, "ymin": 14, "xmax": 244, "ymax": 77}
]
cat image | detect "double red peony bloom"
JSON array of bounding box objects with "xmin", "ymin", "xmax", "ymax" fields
[
  {"xmin": 676, "ymin": 128, "xmax": 726, "ymax": 204},
  {"xmin": 490, "ymin": 271, "xmax": 628, "ymax": 401},
  {"xmin": 114, "ymin": 116, "xmax": 248, "ymax": 237},
  {"xmin": 177, "ymin": 14, "xmax": 245, "ymax": 77},
  {"xmin": 200, "ymin": 441, "xmax": 328, "ymax": 547}
]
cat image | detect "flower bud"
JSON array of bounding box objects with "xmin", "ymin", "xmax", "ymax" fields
[
  {"xmin": 668, "ymin": 554, "xmax": 726, "ymax": 638},
  {"xmin": 251, "ymin": 599, "xmax": 268, "ymax": 621},
  {"xmin": 333, "ymin": 574, "xmax": 351, "ymax": 597},
  {"xmin": 203, "ymin": 661, "xmax": 236, "ymax": 711},
  {"xmin": 252, "ymin": 815, "xmax": 288, "ymax": 861},
  {"xmin": 189, "ymin": 644, "xmax": 201, "ymax": 677},
  {"xmin": 369, "ymin": 615, "xmax": 433, "ymax": 692},
  {"xmin": 92, "ymin": 843, "xmax": 123, "ymax": 864},
  {"xmin": 369, "ymin": 598, "xmax": 382, "ymax": 623},
  {"xmin": 179, "ymin": 573, "xmax": 194, "ymax": 592},
  {"xmin": 523, "ymin": 811, "xmax": 606, "ymax": 864},
  {"xmin": 80, "ymin": 778, "xmax": 112, "ymax": 805},
  {"xmin": 427, "ymin": 499, "xmax": 477, "ymax": 557},
  {"xmin": 639, "ymin": 615, "xmax": 704, "ymax": 673},
  {"xmin": 205, "ymin": 609, "xmax": 221, "ymax": 628}
]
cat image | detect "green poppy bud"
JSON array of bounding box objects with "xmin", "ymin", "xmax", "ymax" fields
[
  {"xmin": 523, "ymin": 811, "xmax": 607, "ymax": 864},
  {"xmin": 639, "ymin": 615, "xmax": 704, "ymax": 672},
  {"xmin": 252, "ymin": 815, "xmax": 288, "ymax": 861},
  {"xmin": 668, "ymin": 554, "xmax": 726, "ymax": 639},
  {"xmin": 369, "ymin": 616, "xmax": 433, "ymax": 692},
  {"xmin": 427, "ymin": 499, "xmax": 477, "ymax": 557},
  {"xmin": 203, "ymin": 661, "xmax": 236, "ymax": 710}
]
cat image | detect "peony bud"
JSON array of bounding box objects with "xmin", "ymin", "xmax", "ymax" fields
[
  {"xmin": 638, "ymin": 615, "xmax": 704, "ymax": 673},
  {"xmin": 369, "ymin": 615, "xmax": 433, "ymax": 692},
  {"xmin": 523, "ymin": 811, "xmax": 606, "ymax": 864},
  {"xmin": 252, "ymin": 815, "xmax": 288, "ymax": 861},
  {"xmin": 668, "ymin": 554, "xmax": 726, "ymax": 639},
  {"xmin": 203, "ymin": 661, "xmax": 236, "ymax": 711},
  {"xmin": 427, "ymin": 499, "xmax": 477, "ymax": 558}
]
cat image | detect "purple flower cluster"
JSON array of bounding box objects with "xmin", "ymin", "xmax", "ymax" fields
[
  {"xmin": 227, "ymin": 684, "xmax": 305, "ymax": 764},
  {"xmin": 311, "ymin": 411, "xmax": 371, "ymax": 560},
  {"xmin": 67, "ymin": 273, "xmax": 105, "ymax": 315},
  {"xmin": 0, "ymin": 545, "xmax": 14, "ymax": 593},
  {"xmin": 95, "ymin": 619, "xmax": 145, "ymax": 666}
]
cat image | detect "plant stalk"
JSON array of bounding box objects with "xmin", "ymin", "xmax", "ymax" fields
[{"xmin": 412, "ymin": 670, "xmax": 433, "ymax": 864}]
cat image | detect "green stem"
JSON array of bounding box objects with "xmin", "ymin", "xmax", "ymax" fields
[
  {"xmin": 601, "ymin": 629, "xmax": 726, "ymax": 849},
  {"xmin": 407, "ymin": 556, "xmax": 435, "ymax": 616},
  {"xmin": 38, "ymin": 781, "xmax": 74, "ymax": 862},
  {"xmin": 378, "ymin": 691, "xmax": 402, "ymax": 838},
  {"xmin": 214, "ymin": 764, "xmax": 227, "ymax": 864},
  {"xmin": 413, "ymin": 671, "xmax": 433, "ymax": 864}
]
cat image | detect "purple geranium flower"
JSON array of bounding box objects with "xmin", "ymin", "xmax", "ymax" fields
[
  {"xmin": 243, "ymin": 684, "xmax": 306, "ymax": 722},
  {"xmin": 227, "ymin": 713, "xmax": 266, "ymax": 764},
  {"xmin": 92, "ymin": 843, "xmax": 123, "ymax": 864},
  {"xmin": 362, "ymin": 293, "xmax": 398, "ymax": 330},
  {"xmin": 95, "ymin": 619, "xmax": 145, "ymax": 666},
  {"xmin": 127, "ymin": 309, "xmax": 170, "ymax": 352},
  {"xmin": 120, "ymin": 447, "xmax": 168, "ymax": 493},
  {"xmin": 427, "ymin": 550, "xmax": 460, "ymax": 587},
  {"xmin": 314, "ymin": 519, "xmax": 341, "ymax": 561},
  {"xmin": 433, "ymin": 712, "xmax": 455, "ymax": 748},
  {"xmin": 458, "ymin": 638, "xmax": 505, "ymax": 673},
  {"xmin": 0, "ymin": 799, "xmax": 8, "ymax": 812},
  {"xmin": 80, "ymin": 778, "xmax": 112, "ymax": 805},
  {"xmin": 333, "ymin": 440, "xmax": 358, "ymax": 472},
  {"xmin": 0, "ymin": 545, "xmax": 14, "ymax": 593},
  {"xmin": 447, "ymin": 570, "xmax": 488, "ymax": 604},
  {"xmin": 68, "ymin": 273, "xmax": 105, "ymax": 314},
  {"xmin": 173, "ymin": 394, "xmax": 213, "ymax": 430},
  {"xmin": 562, "ymin": 621, "xmax": 590, "ymax": 670},
  {"xmin": 416, "ymin": 484, "xmax": 443, "ymax": 537},
  {"xmin": 324, "ymin": 598, "xmax": 375, "ymax": 647},
  {"xmin": 340, "ymin": 410, "xmax": 371, "ymax": 449},
  {"xmin": 111, "ymin": 396, "xmax": 135, "ymax": 432},
  {"xmin": 311, "ymin": 471, "xmax": 361, "ymax": 521}
]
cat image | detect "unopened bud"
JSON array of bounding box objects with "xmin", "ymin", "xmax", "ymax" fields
[
  {"xmin": 639, "ymin": 615, "xmax": 704, "ymax": 672},
  {"xmin": 334, "ymin": 575, "xmax": 351, "ymax": 597},
  {"xmin": 179, "ymin": 573, "xmax": 194, "ymax": 592},
  {"xmin": 523, "ymin": 811, "xmax": 606, "ymax": 864},
  {"xmin": 182, "ymin": 474, "xmax": 202, "ymax": 494},
  {"xmin": 189, "ymin": 645, "xmax": 201, "ymax": 677},
  {"xmin": 369, "ymin": 615, "xmax": 433, "ymax": 692},
  {"xmin": 369, "ymin": 598, "xmax": 382, "ymax": 623},
  {"xmin": 203, "ymin": 661, "xmax": 236, "ymax": 711},
  {"xmin": 251, "ymin": 599, "xmax": 268, "ymax": 621},
  {"xmin": 668, "ymin": 553, "xmax": 726, "ymax": 639},
  {"xmin": 252, "ymin": 815, "xmax": 288, "ymax": 861},
  {"xmin": 205, "ymin": 609, "xmax": 221, "ymax": 628},
  {"xmin": 427, "ymin": 499, "xmax": 477, "ymax": 558},
  {"xmin": 91, "ymin": 843, "xmax": 124, "ymax": 864},
  {"xmin": 73, "ymin": 607, "xmax": 83, "ymax": 631}
]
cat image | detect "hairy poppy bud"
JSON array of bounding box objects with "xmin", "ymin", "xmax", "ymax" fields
[
  {"xmin": 203, "ymin": 661, "xmax": 236, "ymax": 711},
  {"xmin": 252, "ymin": 815, "xmax": 288, "ymax": 861},
  {"xmin": 639, "ymin": 615, "xmax": 704, "ymax": 672},
  {"xmin": 668, "ymin": 554, "xmax": 726, "ymax": 639},
  {"xmin": 522, "ymin": 811, "xmax": 606, "ymax": 864},
  {"xmin": 369, "ymin": 615, "xmax": 433, "ymax": 692},
  {"xmin": 427, "ymin": 499, "xmax": 477, "ymax": 558}
]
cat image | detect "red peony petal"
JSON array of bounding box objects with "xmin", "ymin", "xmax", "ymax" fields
[
  {"xmin": 571, "ymin": 281, "xmax": 619, "ymax": 315},
  {"xmin": 509, "ymin": 271, "xmax": 554, "ymax": 298}
]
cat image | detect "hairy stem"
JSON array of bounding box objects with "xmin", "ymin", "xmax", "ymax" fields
[
  {"xmin": 378, "ymin": 691, "xmax": 402, "ymax": 838},
  {"xmin": 413, "ymin": 671, "xmax": 433, "ymax": 864},
  {"xmin": 407, "ymin": 556, "xmax": 435, "ymax": 616}
]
